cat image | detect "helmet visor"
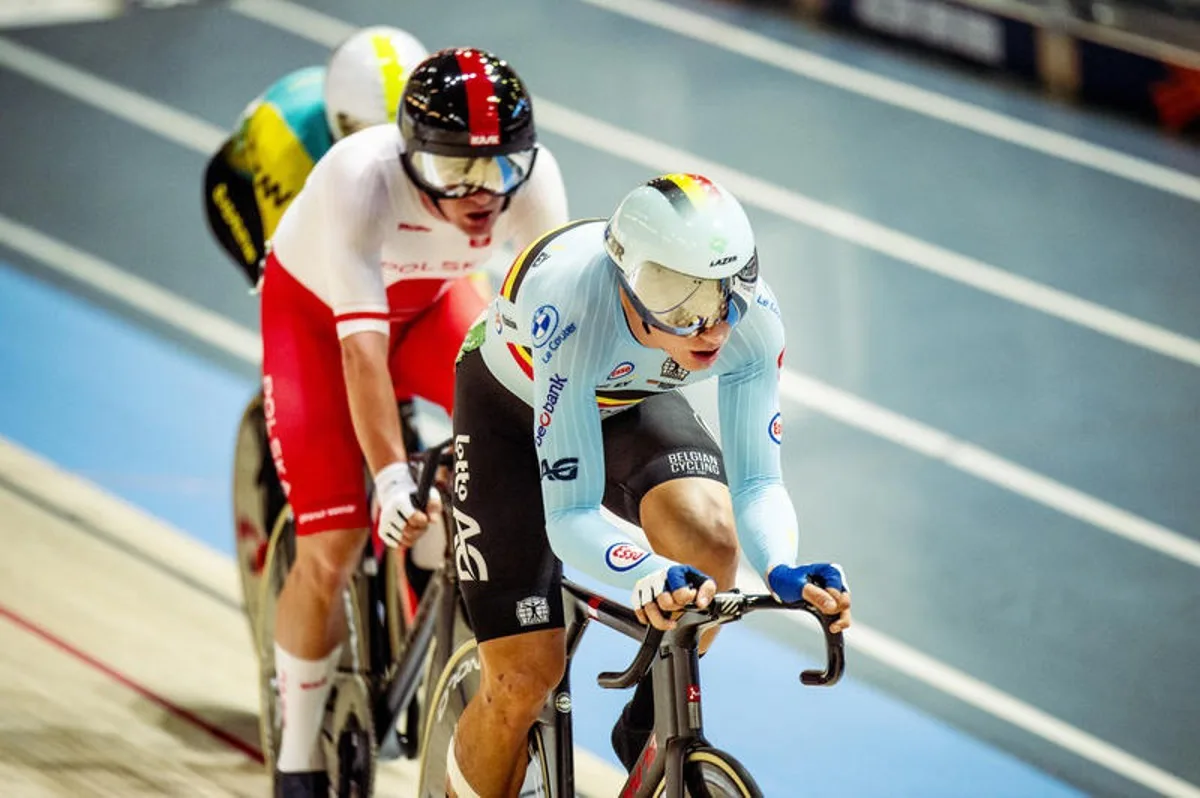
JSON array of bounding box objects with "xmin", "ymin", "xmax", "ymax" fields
[
  {"xmin": 405, "ymin": 148, "xmax": 537, "ymax": 199},
  {"xmin": 619, "ymin": 257, "xmax": 758, "ymax": 336}
]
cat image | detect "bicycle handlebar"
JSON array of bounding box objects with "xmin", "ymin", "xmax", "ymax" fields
[
  {"xmin": 596, "ymin": 626, "xmax": 665, "ymax": 689},
  {"xmin": 409, "ymin": 437, "xmax": 454, "ymax": 514},
  {"xmin": 596, "ymin": 590, "xmax": 845, "ymax": 690}
]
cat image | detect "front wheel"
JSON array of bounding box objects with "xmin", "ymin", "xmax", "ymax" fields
[
  {"xmin": 417, "ymin": 639, "xmax": 554, "ymax": 797},
  {"xmin": 664, "ymin": 745, "xmax": 762, "ymax": 798}
]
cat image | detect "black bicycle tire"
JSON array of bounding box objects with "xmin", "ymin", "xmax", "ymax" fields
[{"xmin": 658, "ymin": 745, "xmax": 763, "ymax": 798}]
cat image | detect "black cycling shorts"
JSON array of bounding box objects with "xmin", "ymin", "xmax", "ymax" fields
[{"xmin": 451, "ymin": 349, "xmax": 727, "ymax": 643}]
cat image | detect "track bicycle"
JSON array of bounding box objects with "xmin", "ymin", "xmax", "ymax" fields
[
  {"xmin": 416, "ymin": 564, "xmax": 845, "ymax": 797},
  {"xmin": 233, "ymin": 397, "xmax": 471, "ymax": 795}
]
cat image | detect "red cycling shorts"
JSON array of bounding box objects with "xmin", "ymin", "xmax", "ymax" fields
[{"xmin": 260, "ymin": 252, "xmax": 487, "ymax": 536}]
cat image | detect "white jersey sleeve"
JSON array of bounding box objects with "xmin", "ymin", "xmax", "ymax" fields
[
  {"xmin": 717, "ymin": 282, "xmax": 800, "ymax": 578},
  {"xmin": 307, "ymin": 139, "xmax": 392, "ymax": 339},
  {"xmin": 502, "ymin": 146, "xmax": 570, "ymax": 252}
]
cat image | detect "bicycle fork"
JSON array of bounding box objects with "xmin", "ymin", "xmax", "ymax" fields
[{"xmin": 624, "ymin": 633, "xmax": 707, "ymax": 798}]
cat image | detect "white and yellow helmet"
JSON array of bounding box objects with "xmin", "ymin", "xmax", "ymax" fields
[
  {"xmin": 605, "ymin": 173, "xmax": 759, "ymax": 335},
  {"xmin": 324, "ymin": 25, "xmax": 428, "ymax": 139}
]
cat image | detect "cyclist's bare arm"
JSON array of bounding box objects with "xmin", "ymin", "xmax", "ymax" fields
[{"xmin": 341, "ymin": 331, "xmax": 408, "ymax": 473}]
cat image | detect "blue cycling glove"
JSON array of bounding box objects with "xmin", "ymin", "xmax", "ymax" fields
[
  {"xmin": 768, "ymin": 562, "xmax": 848, "ymax": 604},
  {"xmin": 632, "ymin": 564, "xmax": 711, "ymax": 610}
]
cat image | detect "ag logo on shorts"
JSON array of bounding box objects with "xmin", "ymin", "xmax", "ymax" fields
[
  {"xmin": 605, "ymin": 542, "xmax": 651, "ymax": 572},
  {"xmin": 768, "ymin": 412, "xmax": 783, "ymax": 444},
  {"xmin": 531, "ymin": 305, "xmax": 559, "ymax": 348}
]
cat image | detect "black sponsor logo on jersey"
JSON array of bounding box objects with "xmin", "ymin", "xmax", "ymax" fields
[
  {"xmin": 540, "ymin": 457, "xmax": 579, "ymax": 481},
  {"xmin": 661, "ymin": 358, "xmax": 690, "ymax": 381},
  {"xmin": 530, "ymin": 249, "xmax": 551, "ymax": 269}
]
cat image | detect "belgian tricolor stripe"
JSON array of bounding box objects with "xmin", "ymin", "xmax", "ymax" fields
[
  {"xmin": 647, "ymin": 173, "xmax": 720, "ymax": 216},
  {"xmin": 507, "ymin": 342, "xmax": 533, "ymax": 380},
  {"xmin": 455, "ymin": 49, "xmax": 500, "ymax": 144},
  {"xmin": 596, "ymin": 389, "xmax": 657, "ymax": 409},
  {"xmin": 499, "ymin": 219, "xmax": 595, "ymax": 303}
]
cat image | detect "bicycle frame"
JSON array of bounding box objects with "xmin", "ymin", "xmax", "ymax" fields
[
  {"xmin": 373, "ymin": 438, "xmax": 463, "ymax": 761},
  {"xmin": 536, "ymin": 580, "xmax": 845, "ymax": 798}
]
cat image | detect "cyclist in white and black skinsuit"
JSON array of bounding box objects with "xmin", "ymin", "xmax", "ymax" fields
[{"xmin": 448, "ymin": 174, "xmax": 853, "ymax": 797}]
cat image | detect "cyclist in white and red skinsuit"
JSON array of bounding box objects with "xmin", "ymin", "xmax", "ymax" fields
[{"xmin": 261, "ymin": 46, "xmax": 567, "ymax": 798}]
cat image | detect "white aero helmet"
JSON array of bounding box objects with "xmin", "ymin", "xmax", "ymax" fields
[
  {"xmin": 605, "ymin": 173, "xmax": 759, "ymax": 335},
  {"xmin": 324, "ymin": 25, "xmax": 428, "ymax": 140}
]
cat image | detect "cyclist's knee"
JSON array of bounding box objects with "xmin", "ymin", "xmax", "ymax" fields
[
  {"xmin": 691, "ymin": 504, "xmax": 738, "ymax": 565},
  {"xmin": 290, "ymin": 528, "xmax": 368, "ymax": 597},
  {"xmin": 478, "ymin": 633, "xmax": 566, "ymax": 722},
  {"xmin": 642, "ymin": 481, "xmax": 738, "ymax": 578}
]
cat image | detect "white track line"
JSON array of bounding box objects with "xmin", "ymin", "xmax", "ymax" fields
[
  {"xmin": 582, "ymin": 0, "xmax": 1200, "ymax": 204},
  {"xmin": 729, "ymin": 559, "xmax": 1200, "ymax": 798},
  {"xmin": 0, "ymin": 37, "xmax": 224, "ymax": 152},
  {"xmin": 614, "ymin": 520, "xmax": 1200, "ymax": 798},
  {"xmin": 531, "ymin": 100, "xmax": 1200, "ymax": 369},
  {"xmin": 827, "ymin": 619, "xmax": 1200, "ymax": 797},
  {"xmin": 3, "ymin": 30, "xmax": 1198, "ymax": 368},
  {"xmin": 781, "ymin": 371, "xmax": 1200, "ymax": 568},
  {"xmin": 0, "ymin": 216, "xmax": 260, "ymax": 362}
]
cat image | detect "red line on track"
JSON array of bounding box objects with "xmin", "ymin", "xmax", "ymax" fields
[{"xmin": 0, "ymin": 602, "xmax": 265, "ymax": 765}]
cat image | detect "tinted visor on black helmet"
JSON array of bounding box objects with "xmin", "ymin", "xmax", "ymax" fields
[
  {"xmin": 399, "ymin": 47, "xmax": 537, "ymax": 200},
  {"xmin": 617, "ymin": 254, "xmax": 759, "ymax": 337},
  {"xmin": 403, "ymin": 148, "xmax": 537, "ymax": 199}
]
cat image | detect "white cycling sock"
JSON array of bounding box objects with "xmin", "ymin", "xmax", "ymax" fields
[
  {"xmin": 275, "ymin": 643, "xmax": 341, "ymax": 772},
  {"xmin": 446, "ymin": 733, "xmax": 482, "ymax": 798}
]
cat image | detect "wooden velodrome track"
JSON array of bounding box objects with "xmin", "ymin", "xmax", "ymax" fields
[{"xmin": 0, "ymin": 437, "xmax": 624, "ymax": 796}]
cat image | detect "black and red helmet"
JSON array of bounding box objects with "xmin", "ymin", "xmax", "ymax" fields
[{"xmin": 399, "ymin": 47, "xmax": 538, "ymax": 199}]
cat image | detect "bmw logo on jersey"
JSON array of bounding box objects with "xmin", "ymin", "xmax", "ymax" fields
[{"xmin": 532, "ymin": 305, "xmax": 560, "ymax": 347}]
